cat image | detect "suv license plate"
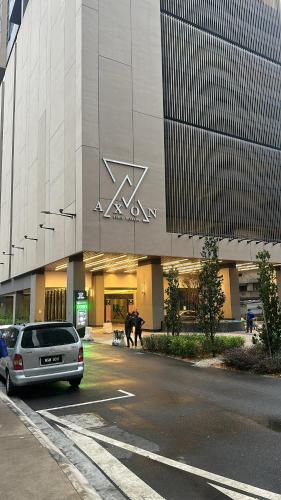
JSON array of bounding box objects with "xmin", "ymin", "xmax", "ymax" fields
[{"xmin": 41, "ymin": 355, "xmax": 62, "ymax": 365}]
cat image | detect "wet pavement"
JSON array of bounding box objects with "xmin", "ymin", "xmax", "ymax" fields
[{"xmin": 19, "ymin": 343, "xmax": 281, "ymax": 499}]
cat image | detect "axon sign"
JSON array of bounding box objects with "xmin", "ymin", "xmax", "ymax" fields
[{"xmin": 94, "ymin": 159, "xmax": 158, "ymax": 223}]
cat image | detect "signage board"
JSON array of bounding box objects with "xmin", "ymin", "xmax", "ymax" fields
[
  {"xmin": 94, "ymin": 159, "xmax": 158, "ymax": 224},
  {"xmin": 74, "ymin": 290, "xmax": 88, "ymax": 336}
]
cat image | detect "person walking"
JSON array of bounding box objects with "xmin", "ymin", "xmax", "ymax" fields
[
  {"xmin": 134, "ymin": 311, "xmax": 145, "ymax": 348},
  {"xmin": 0, "ymin": 331, "xmax": 8, "ymax": 358},
  {"xmin": 246, "ymin": 309, "xmax": 255, "ymax": 333},
  {"xmin": 124, "ymin": 312, "xmax": 134, "ymax": 348}
]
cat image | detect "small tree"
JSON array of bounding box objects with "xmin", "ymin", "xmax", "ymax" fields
[
  {"xmin": 256, "ymin": 251, "xmax": 281, "ymax": 356},
  {"xmin": 197, "ymin": 237, "xmax": 225, "ymax": 356},
  {"xmin": 165, "ymin": 268, "xmax": 182, "ymax": 336}
]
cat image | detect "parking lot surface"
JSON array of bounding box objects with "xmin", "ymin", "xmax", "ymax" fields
[{"xmin": 18, "ymin": 343, "xmax": 281, "ymax": 499}]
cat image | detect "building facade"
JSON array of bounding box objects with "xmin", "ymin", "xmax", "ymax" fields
[{"xmin": 0, "ymin": 0, "xmax": 280, "ymax": 331}]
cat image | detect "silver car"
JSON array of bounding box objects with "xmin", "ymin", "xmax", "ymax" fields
[{"xmin": 0, "ymin": 322, "xmax": 84, "ymax": 396}]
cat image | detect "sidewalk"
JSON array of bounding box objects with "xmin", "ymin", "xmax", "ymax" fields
[{"xmin": 0, "ymin": 397, "xmax": 81, "ymax": 500}]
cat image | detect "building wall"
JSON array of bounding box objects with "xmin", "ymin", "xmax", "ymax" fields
[
  {"xmin": 81, "ymin": 0, "xmax": 170, "ymax": 257},
  {"xmin": 80, "ymin": 0, "xmax": 277, "ymax": 262},
  {"xmin": 104, "ymin": 272, "xmax": 137, "ymax": 290},
  {"xmin": 45, "ymin": 271, "xmax": 66, "ymax": 289},
  {"xmin": 161, "ymin": 0, "xmax": 281, "ymax": 242},
  {"xmin": 0, "ymin": 0, "xmax": 83, "ymax": 282},
  {"xmin": 44, "ymin": 270, "xmax": 138, "ymax": 293},
  {"xmin": 0, "ymin": 47, "xmax": 15, "ymax": 279},
  {"xmin": 0, "ymin": 0, "xmax": 281, "ymax": 294},
  {"xmin": 0, "ymin": 0, "xmax": 8, "ymax": 77}
]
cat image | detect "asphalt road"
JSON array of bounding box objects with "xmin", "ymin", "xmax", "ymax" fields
[{"xmin": 20, "ymin": 343, "xmax": 281, "ymax": 499}]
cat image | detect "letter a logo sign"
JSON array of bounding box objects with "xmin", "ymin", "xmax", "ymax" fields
[{"xmin": 94, "ymin": 159, "xmax": 158, "ymax": 223}]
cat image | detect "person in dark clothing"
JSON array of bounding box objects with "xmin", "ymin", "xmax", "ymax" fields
[
  {"xmin": 246, "ymin": 309, "xmax": 255, "ymax": 333},
  {"xmin": 0, "ymin": 332, "xmax": 8, "ymax": 358},
  {"xmin": 124, "ymin": 313, "xmax": 134, "ymax": 348},
  {"xmin": 134, "ymin": 311, "xmax": 145, "ymax": 347}
]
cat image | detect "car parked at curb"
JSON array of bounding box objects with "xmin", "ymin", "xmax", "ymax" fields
[{"xmin": 0, "ymin": 322, "xmax": 84, "ymax": 396}]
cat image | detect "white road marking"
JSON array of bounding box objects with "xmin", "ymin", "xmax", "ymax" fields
[
  {"xmin": 64, "ymin": 413, "xmax": 106, "ymax": 429},
  {"xmin": 61, "ymin": 426, "xmax": 164, "ymax": 500},
  {"xmin": 0, "ymin": 390, "xmax": 102, "ymax": 499},
  {"xmin": 37, "ymin": 389, "xmax": 135, "ymax": 412},
  {"xmin": 40, "ymin": 410, "xmax": 281, "ymax": 500},
  {"xmin": 208, "ymin": 483, "xmax": 258, "ymax": 499}
]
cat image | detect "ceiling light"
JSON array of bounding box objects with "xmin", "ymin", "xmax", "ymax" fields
[
  {"xmin": 84, "ymin": 253, "xmax": 104, "ymax": 263},
  {"xmin": 85, "ymin": 254, "xmax": 128, "ymax": 269},
  {"xmin": 105, "ymin": 258, "xmax": 143, "ymax": 271},
  {"xmin": 89, "ymin": 256, "xmax": 147, "ymax": 273},
  {"xmin": 89, "ymin": 265, "xmax": 109, "ymax": 273},
  {"xmin": 55, "ymin": 264, "xmax": 68, "ymax": 271},
  {"xmin": 163, "ymin": 261, "xmax": 201, "ymax": 269},
  {"xmin": 107, "ymin": 265, "xmax": 138, "ymax": 273},
  {"xmin": 162, "ymin": 259, "xmax": 191, "ymax": 267}
]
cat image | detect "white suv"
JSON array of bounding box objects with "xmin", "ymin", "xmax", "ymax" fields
[{"xmin": 0, "ymin": 322, "xmax": 84, "ymax": 396}]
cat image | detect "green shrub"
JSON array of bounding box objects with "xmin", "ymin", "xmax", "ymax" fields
[
  {"xmin": 144, "ymin": 335, "xmax": 171, "ymax": 353},
  {"xmin": 252, "ymin": 352, "xmax": 281, "ymax": 374},
  {"xmin": 0, "ymin": 316, "xmax": 13, "ymax": 325},
  {"xmin": 0, "ymin": 315, "xmax": 29, "ymax": 326},
  {"xmin": 223, "ymin": 346, "xmax": 281, "ymax": 374},
  {"xmin": 170, "ymin": 337, "xmax": 200, "ymax": 357},
  {"xmin": 143, "ymin": 334, "xmax": 244, "ymax": 358},
  {"xmin": 223, "ymin": 346, "xmax": 264, "ymax": 370},
  {"xmin": 212, "ymin": 336, "xmax": 245, "ymax": 352}
]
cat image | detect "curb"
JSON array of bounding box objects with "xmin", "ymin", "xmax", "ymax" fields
[{"xmin": 0, "ymin": 387, "xmax": 123, "ymax": 499}]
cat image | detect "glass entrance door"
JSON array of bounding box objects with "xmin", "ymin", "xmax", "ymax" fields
[{"xmin": 104, "ymin": 294, "xmax": 134, "ymax": 323}]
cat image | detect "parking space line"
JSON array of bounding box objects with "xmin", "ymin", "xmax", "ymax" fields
[
  {"xmin": 0, "ymin": 390, "xmax": 103, "ymax": 499},
  {"xmin": 41, "ymin": 410, "xmax": 281, "ymax": 500},
  {"xmin": 61, "ymin": 426, "xmax": 164, "ymax": 500},
  {"xmin": 37, "ymin": 389, "xmax": 135, "ymax": 413},
  {"xmin": 208, "ymin": 483, "xmax": 258, "ymax": 499}
]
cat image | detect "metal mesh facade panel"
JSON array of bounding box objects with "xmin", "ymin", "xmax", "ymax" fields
[
  {"xmin": 161, "ymin": 0, "xmax": 281, "ymax": 240},
  {"xmin": 162, "ymin": 15, "xmax": 281, "ymax": 148},
  {"xmin": 161, "ymin": 0, "xmax": 281, "ymax": 63},
  {"xmin": 165, "ymin": 121, "xmax": 281, "ymax": 241}
]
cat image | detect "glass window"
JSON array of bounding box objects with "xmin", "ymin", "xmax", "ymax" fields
[
  {"xmin": 9, "ymin": 0, "xmax": 21, "ymax": 24},
  {"xmin": 2, "ymin": 328, "xmax": 19, "ymax": 348},
  {"xmin": 22, "ymin": 0, "xmax": 29, "ymax": 15},
  {"xmin": 21, "ymin": 325, "xmax": 79, "ymax": 349}
]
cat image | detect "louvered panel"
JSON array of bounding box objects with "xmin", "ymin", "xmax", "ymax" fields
[
  {"xmin": 161, "ymin": 1, "xmax": 281, "ymax": 240},
  {"xmin": 161, "ymin": 15, "xmax": 281, "ymax": 148},
  {"xmin": 165, "ymin": 121, "xmax": 281, "ymax": 241},
  {"xmin": 160, "ymin": 0, "xmax": 281, "ymax": 64}
]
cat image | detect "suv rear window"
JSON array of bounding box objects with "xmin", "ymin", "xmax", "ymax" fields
[{"xmin": 21, "ymin": 325, "xmax": 79, "ymax": 349}]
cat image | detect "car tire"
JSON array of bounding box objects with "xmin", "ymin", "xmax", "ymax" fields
[
  {"xmin": 6, "ymin": 372, "xmax": 15, "ymax": 397},
  {"xmin": 69, "ymin": 377, "xmax": 82, "ymax": 388}
]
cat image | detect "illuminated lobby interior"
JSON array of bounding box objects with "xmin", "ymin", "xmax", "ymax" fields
[{"xmin": 1, "ymin": 251, "xmax": 280, "ymax": 332}]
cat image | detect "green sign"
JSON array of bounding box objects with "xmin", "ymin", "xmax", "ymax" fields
[{"xmin": 74, "ymin": 291, "xmax": 88, "ymax": 328}]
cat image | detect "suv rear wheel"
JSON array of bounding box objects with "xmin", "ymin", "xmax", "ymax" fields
[
  {"xmin": 69, "ymin": 377, "xmax": 82, "ymax": 388},
  {"xmin": 6, "ymin": 372, "xmax": 15, "ymax": 397}
]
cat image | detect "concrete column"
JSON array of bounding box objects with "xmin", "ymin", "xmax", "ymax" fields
[
  {"xmin": 30, "ymin": 273, "xmax": 45, "ymax": 322},
  {"xmin": 91, "ymin": 273, "xmax": 104, "ymax": 326},
  {"xmin": 12, "ymin": 291, "xmax": 24, "ymax": 323},
  {"xmin": 137, "ymin": 258, "xmax": 164, "ymax": 331},
  {"xmin": 220, "ymin": 264, "xmax": 241, "ymax": 320},
  {"xmin": 66, "ymin": 253, "xmax": 85, "ymax": 324}
]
